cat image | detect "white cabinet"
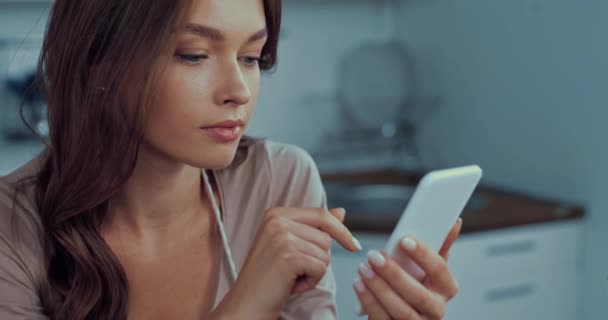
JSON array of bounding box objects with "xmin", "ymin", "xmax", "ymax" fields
[
  {"xmin": 446, "ymin": 269, "xmax": 580, "ymax": 320},
  {"xmin": 332, "ymin": 233, "xmax": 387, "ymax": 319},
  {"xmin": 446, "ymin": 221, "xmax": 583, "ymax": 320},
  {"xmin": 331, "ymin": 221, "xmax": 583, "ymax": 320}
]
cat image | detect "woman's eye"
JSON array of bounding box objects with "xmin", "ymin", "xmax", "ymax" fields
[
  {"xmin": 240, "ymin": 56, "xmax": 261, "ymax": 67},
  {"xmin": 177, "ymin": 54, "xmax": 208, "ymax": 64}
]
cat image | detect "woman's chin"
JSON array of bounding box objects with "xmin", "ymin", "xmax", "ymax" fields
[{"xmin": 188, "ymin": 145, "xmax": 239, "ymax": 170}]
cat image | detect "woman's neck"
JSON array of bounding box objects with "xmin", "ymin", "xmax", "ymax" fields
[{"xmin": 106, "ymin": 146, "xmax": 208, "ymax": 237}]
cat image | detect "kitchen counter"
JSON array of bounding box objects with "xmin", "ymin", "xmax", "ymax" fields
[{"xmin": 321, "ymin": 170, "xmax": 585, "ymax": 234}]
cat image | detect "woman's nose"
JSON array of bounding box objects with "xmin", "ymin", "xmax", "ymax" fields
[{"xmin": 213, "ymin": 63, "xmax": 252, "ymax": 107}]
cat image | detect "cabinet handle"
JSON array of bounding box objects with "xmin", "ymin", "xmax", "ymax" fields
[
  {"xmin": 485, "ymin": 240, "xmax": 536, "ymax": 257},
  {"xmin": 484, "ymin": 283, "xmax": 535, "ymax": 302}
]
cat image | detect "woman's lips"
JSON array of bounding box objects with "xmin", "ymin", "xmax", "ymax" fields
[{"xmin": 202, "ymin": 126, "xmax": 242, "ymax": 142}]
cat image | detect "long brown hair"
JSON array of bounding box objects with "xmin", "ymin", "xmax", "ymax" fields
[{"xmin": 12, "ymin": 0, "xmax": 282, "ymax": 319}]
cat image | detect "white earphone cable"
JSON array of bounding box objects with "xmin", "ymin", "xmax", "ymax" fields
[{"xmin": 202, "ymin": 169, "xmax": 238, "ymax": 284}]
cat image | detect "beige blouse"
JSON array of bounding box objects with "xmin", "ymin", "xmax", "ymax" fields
[{"xmin": 0, "ymin": 140, "xmax": 337, "ymax": 319}]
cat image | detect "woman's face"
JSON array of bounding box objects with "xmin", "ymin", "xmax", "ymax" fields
[{"xmin": 143, "ymin": 0, "xmax": 267, "ymax": 169}]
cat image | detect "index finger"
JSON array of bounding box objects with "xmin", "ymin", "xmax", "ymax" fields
[{"xmin": 286, "ymin": 207, "xmax": 362, "ymax": 252}]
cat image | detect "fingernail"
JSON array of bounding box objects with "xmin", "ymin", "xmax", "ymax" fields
[
  {"xmin": 355, "ymin": 303, "xmax": 364, "ymax": 316},
  {"xmin": 353, "ymin": 277, "xmax": 366, "ymax": 293},
  {"xmin": 368, "ymin": 250, "xmax": 385, "ymax": 267},
  {"xmin": 352, "ymin": 237, "xmax": 363, "ymax": 251},
  {"xmin": 458, "ymin": 217, "xmax": 463, "ymax": 225},
  {"xmin": 336, "ymin": 207, "xmax": 346, "ymax": 215},
  {"xmin": 358, "ymin": 262, "xmax": 375, "ymax": 279},
  {"xmin": 401, "ymin": 237, "xmax": 417, "ymax": 251}
]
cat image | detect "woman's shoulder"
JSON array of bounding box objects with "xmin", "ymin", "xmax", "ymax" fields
[
  {"xmin": 265, "ymin": 140, "xmax": 317, "ymax": 171},
  {"xmin": 0, "ymin": 158, "xmax": 46, "ymax": 315},
  {"xmin": 0, "ymin": 155, "xmax": 44, "ymax": 227},
  {"xmin": 233, "ymin": 138, "xmax": 320, "ymax": 182},
  {"xmin": 0, "ymin": 154, "xmax": 45, "ymax": 266},
  {"xmin": 251, "ymin": 139, "xmax": 317, "ymax": 174},
  {"xmin": 233, "ymin": 139, "xmax": 325, "ymax": 207}
]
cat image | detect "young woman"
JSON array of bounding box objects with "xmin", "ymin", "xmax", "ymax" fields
[{"xmin": 0, "ymin": 0, "xmax": 462, "ymax": 319}]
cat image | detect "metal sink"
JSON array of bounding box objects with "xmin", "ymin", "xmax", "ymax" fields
[
  {"xmin": 325, "ymin": 182, "xmax": 487, "ymax": 218},
  {"xmin": 325, "ymin": 183, "xmax": 415, "ymax": 216}
]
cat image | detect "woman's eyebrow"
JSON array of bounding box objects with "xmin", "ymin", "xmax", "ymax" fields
[{"xmin": 182, "ymin": 23, "xmax": 268, "ymax": 43}]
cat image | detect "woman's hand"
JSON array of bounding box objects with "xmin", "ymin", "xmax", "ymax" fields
[
  {"xmin": 354, "ymin": 218, "xmax": 463, "ymax": 320},
  {"xmin": 212, "ymin": 207, "xmax": 361, "ymax": 320}
]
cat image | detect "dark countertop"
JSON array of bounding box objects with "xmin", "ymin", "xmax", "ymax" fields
[{"xmin": 321, "ymin": 170, "xmax": 585, "ymax": 234}]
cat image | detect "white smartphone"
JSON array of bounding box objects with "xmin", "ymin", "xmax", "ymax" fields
[{"xmin": 384, "ymin": 165, "xmax": 483, "ymax": 281}]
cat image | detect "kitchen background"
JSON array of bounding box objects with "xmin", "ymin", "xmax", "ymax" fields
[{"xmin": 0, "ymin": 0, "xmax": 606, "ymax": 319}]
